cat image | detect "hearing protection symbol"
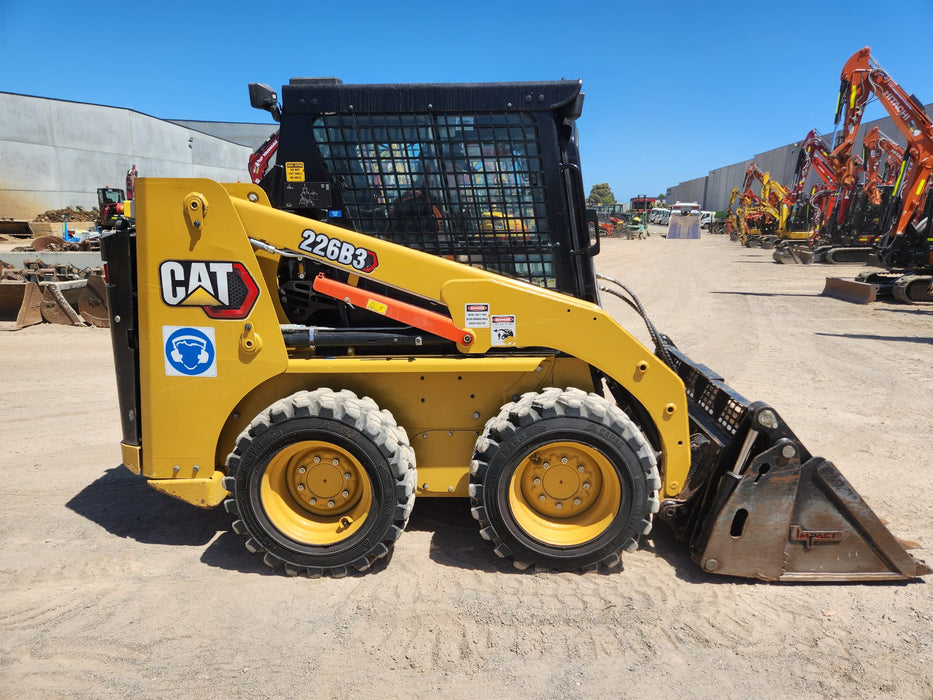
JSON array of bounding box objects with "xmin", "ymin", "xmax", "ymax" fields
[{"xmin": 163, "ymin": 326, "xmax": 217, "ymax": 377}]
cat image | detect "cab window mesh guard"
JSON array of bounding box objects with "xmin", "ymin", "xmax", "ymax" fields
[{"xmin": 313, "ymin": 112, "xmax": 558, "ymax": 288}]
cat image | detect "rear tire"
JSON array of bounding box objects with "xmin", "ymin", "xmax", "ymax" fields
[
  {"xmin": 469, "ymin": 388, "xmax": 660, "ymax": 572},
  {"xmin": 223, "ymin": 389, "xmax": 416, "ymax": 577}
]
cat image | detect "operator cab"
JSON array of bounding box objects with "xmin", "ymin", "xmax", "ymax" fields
[{"xmin": 250, "ymin": 79, "xmax": 600, "ymax": 327}]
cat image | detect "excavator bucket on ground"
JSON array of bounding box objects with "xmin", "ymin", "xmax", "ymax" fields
[
  {"xmin": 0, "ymin": 256, "xmax": 107, "ymax": 328},
  {"xmin": 0, "ymin": 279, "xmax": 88, "ymax": 328},
  {"xmin": 39, "ymin": 280, "xmax": 86, "ymax": 326},
  {"xmin": 77, "ymin": 272, "xmax": 109, "ymax": 327},
  {"xmin": 772, "ymin": 245, "xmax": 814, "ymax": 264},
  {"xmin": 0, "ymin": 281, "xmax": 44, "ymax": 328},
  {"xmin": 15, "ymin": 282, "xmax": 44, "ymax": 328}
]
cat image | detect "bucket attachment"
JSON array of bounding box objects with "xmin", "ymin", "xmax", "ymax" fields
[
  {"xmin": 772, "ymin": 245, "xmax": 814, "ymax": 264},
  {"xmin": 0, "ymin": 281, "xmax": 45, "ymax": 329},
  {"xmin": 1, "ymin": 273, "xmax": 97, "ymax": 329},
  {"xmin": 0, "ymin": 219, "xmax": 30, "ymax": 237},
  {"xmin": 78, "ymin": 273, "xmax": 110, "ymax": 327},
  {"xmin": 695, "ymin": 450, "xmax": 931, "ymax": 581},
  {"xmin": 822, "ymin": 276, "xmax": 878, "ymax": 304},
  {"xmin": 40, "ymin": 280, "xmax": 87, "ymax": 326},
  {"xmin": 659, "ymin": 342, "xmax": 929, "ymax": 582},
  {"xmin": 17, "ymin": 282, "xmax": 45, "ymax": 328}
]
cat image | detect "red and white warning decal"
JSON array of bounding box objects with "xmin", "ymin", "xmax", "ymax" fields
[
  {"xmin": 491, "ymin": 314, "xmax": 516, "ymax": 346},
  {"xmin": 465, "ymin": 303, "xmax": 490, "ymax": 328}
]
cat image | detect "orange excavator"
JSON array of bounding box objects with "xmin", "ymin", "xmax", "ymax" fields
[
  {"xmin": 821, "ymin": 126, "xmax": 908, "ymax": 264},
  {"xmin": 789, "ymin": 130, "xmax": 844, "ymax": 242},
  {"xmin": 774, "ymin": 127, "xmax": 873, "ymax": 264},
  {"xmin": 862, "ymin": 126, "xmax": 906, "ymax": 206},
  {"xmin": 824, "ymin": 47, "xmax": 933, "ymax": 302}
]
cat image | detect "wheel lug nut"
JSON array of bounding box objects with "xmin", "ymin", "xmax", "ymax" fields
[
  {"xmin": 543, "ymin": 462, "xmax": 550, "ymax": 469},
  {"xmin": 342, "ymin": 490, "xmax": 349, "ymax": 498},
  {"xmin": 332, "ymin": 459, "xmax": 339, "ymax": 465},
  {"xmin": 299, "ymin": 466, "xmax": 307, "ymax": 474},
  {"xmin": 533, "ymin": 477, "xmax": 541, "ymax": 485},
  {"xmin": 573, "ymin": 497, "xmax": 581, "ymax": 505},
  {"xmin": 297, "ymin": 484, "xmax": 305, "ymax": 491},
  {"xmin": 538, "ymin": 494, "xmax": 546, "ymax": 501},
  {"xmin": 577, "ymin": 465, "xmax": 584, "ymax": 472},
  {"xmin": 313, "ymin": 456, "xmax": 321, "ymax": 463},
  {"xmin": 344, "ymin": 473, "xmax": 351, "ymax": 480},
  {"xmin": 555, "ymin": 502, "xmax": 563, "ymax": 510},
  {"xmin": 561, "ymin": 457, "xmax": 568, "ymax": 464},
  {"xmin": 328, "ymin": 500, "xmax": 335, "ymax": 508},
  {"xmin": 309, "ymin": 498, "xmax": 317, "ymax": 505},
  {"xmin": 583, "ymin": 482, "xmax": 590, "ymax": 490}
]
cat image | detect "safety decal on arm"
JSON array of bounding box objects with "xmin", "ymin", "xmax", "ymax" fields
[
  {"xmin": 491, "ymin": 314, "xmax": 516, "ymax": 346},
  {"xmin": 465, "ymin": 303, "xmax": 490, "ymax": 328}
]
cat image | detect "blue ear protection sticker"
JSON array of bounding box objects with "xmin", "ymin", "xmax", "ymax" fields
[{"xmin": 163, "ymin": 326, "xmax": 217, "ymax": 377}]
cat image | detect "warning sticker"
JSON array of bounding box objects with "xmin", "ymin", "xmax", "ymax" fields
[
  {"xmin": 465, "ymin": 303, "xmax": 490, "ymax": 328},
  {"xmin": 491, "ymin": 314, "xmax": 516, "ymax": 346},
  {"xmin": 285, "ymin": 161, "xmax": 305, "ymax": 182},
  {"xmin": 366, "ymin": 299, "xmax": 388, "ymax": 315}
]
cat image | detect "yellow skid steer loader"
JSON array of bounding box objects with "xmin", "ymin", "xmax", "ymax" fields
[{"xmin": 100, "ymin": 79, "xmax": 929, "ymax": 581}]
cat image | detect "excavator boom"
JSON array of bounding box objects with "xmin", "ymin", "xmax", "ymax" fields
[{"xmin": 836, "ymin": 47, "xmax": 933, "ymax": 247}]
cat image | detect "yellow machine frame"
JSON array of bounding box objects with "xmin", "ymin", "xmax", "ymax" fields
[{"xmin": 129, "ymin": 179, "xmax": 692, "ymax": 507}]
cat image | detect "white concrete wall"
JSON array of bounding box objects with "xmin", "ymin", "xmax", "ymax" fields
[
  {"xmin": 168, "ymin": 120, "xmax": 277, "ymax": 149},
  {"xmin": 0, "ymin": 93, "xmax": 253, "ymax": 219},
  {"xmin": 668, "ymin": 176, "xmax": 707, "ymax": 208},
  {"xmin": 666, "ymin": 104, "xmax": 933, "ymax": 212}
]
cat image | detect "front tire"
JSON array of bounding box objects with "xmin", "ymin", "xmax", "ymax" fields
[
  {"xmin": 223, "ymin": 389, "xmax": 416, "ymax": 577},
  {"xmin": 469, "ymin": 388, "xmax": 660, "ymax": 572}
]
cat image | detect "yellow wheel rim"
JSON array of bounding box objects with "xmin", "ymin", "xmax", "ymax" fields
[
  {"xmin": 261, "ymin": 441, "xmax": 372, "ymax": 546},
  {"xmin": 508, "ymin": 441, "xmax": 621, "ymax": 547}
]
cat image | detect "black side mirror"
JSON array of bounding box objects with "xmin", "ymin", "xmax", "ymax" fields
[{"xmin": 249, "ymin": 83, "xmax": 281, "ymax": 122}]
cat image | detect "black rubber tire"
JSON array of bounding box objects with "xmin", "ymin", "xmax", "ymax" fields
[
  {"xmin": 223, "ymin": 389, "xmax": 416, "ymax": 577},
  {"xmin": 469, "ymin": 388, "xmax": 660, "ymax": 572}
]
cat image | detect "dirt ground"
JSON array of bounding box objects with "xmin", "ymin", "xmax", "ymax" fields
[{"xmin": 1, "ymin": 228, "xmax": 931, "ymax": 699}]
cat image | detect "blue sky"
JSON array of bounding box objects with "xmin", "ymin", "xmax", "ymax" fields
[{"xmin": 2, "ymin": 0, "xmax": 930, "ymax": 202}]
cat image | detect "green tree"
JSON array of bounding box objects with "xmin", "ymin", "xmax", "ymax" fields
[{"xmin": 586, "ymin": 183, "xmax": 616, "ymax": 207}]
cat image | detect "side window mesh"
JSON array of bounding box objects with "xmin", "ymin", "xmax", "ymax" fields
[{"xmin": 313, "ymin": 112, "xmax": 557, "ymax": 289}]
